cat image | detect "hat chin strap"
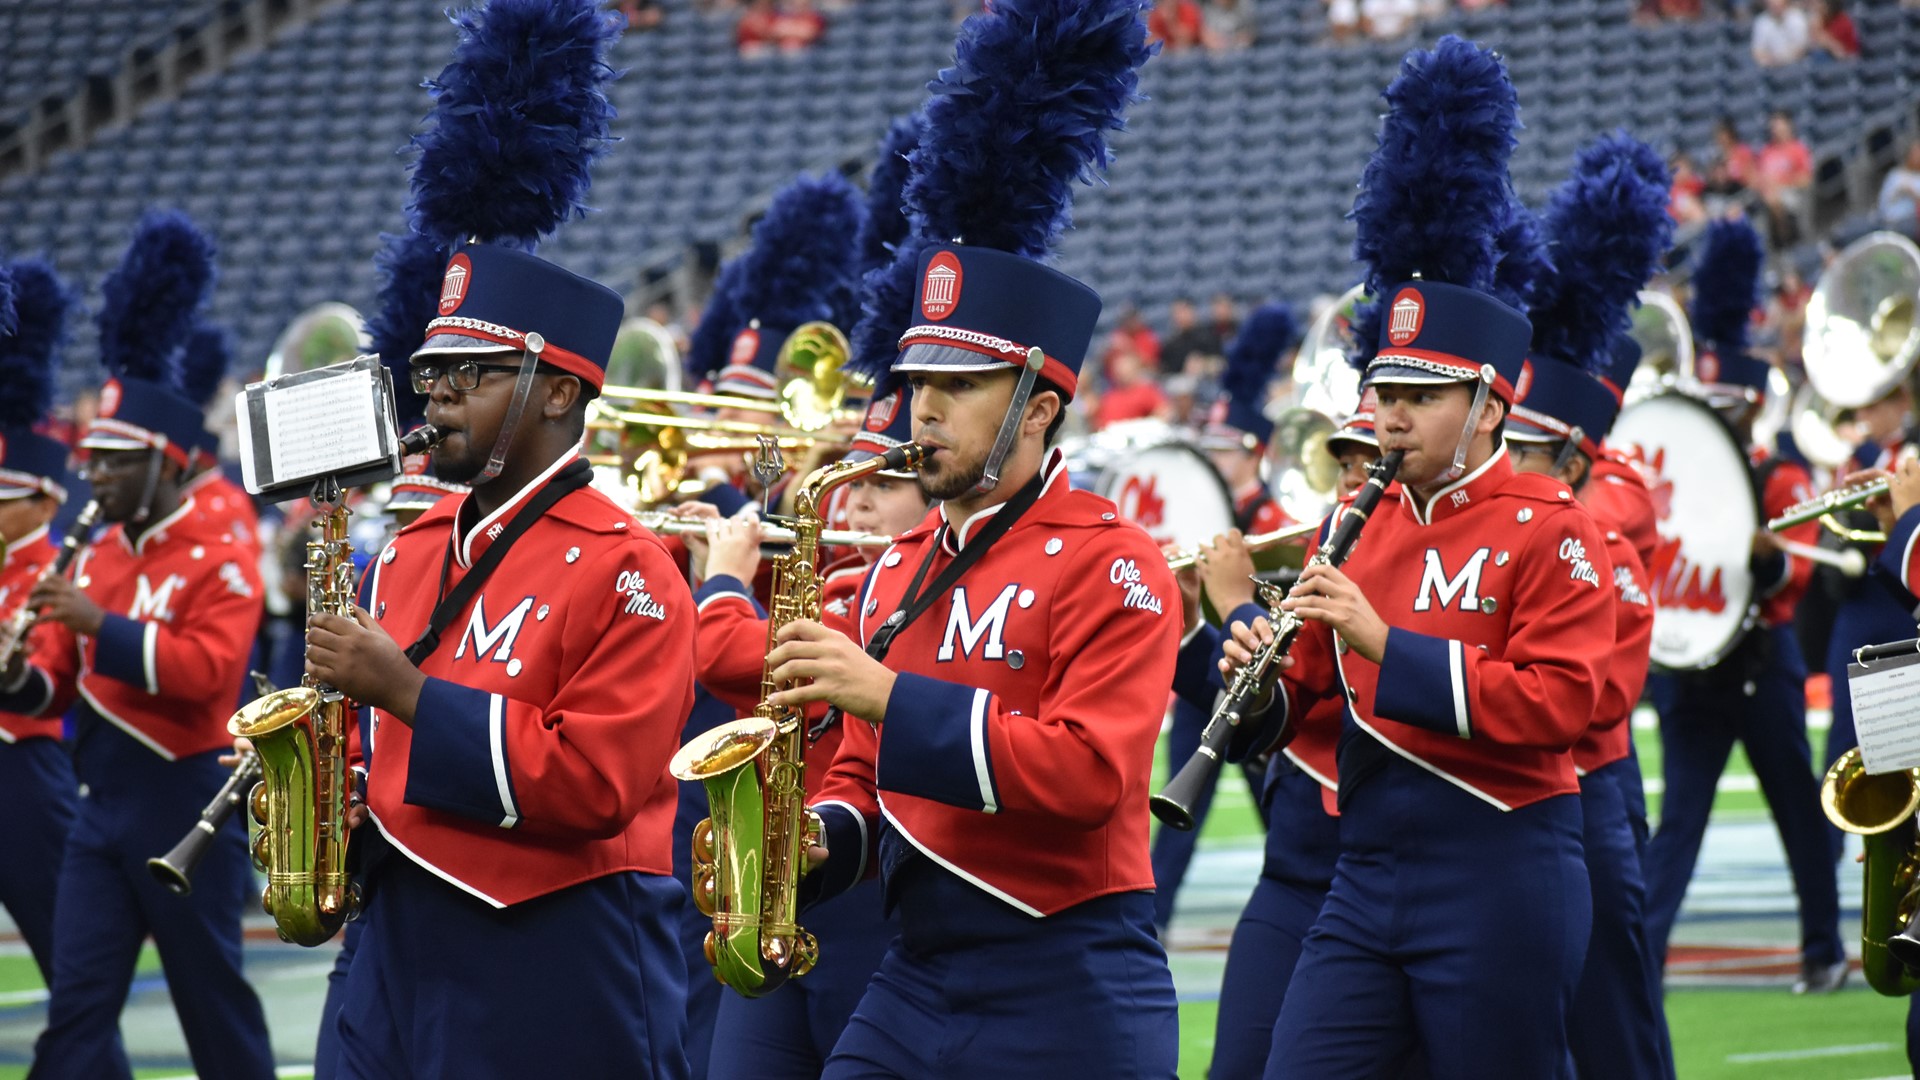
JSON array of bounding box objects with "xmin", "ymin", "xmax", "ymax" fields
[
  {"xmin": 130, "ymin": 445, "xmax": 167, "ymax": 524},
  {"xmin": 972, "ymin": 347, "xmax": 1047, "ymax": 496},
  {"xmin": 1550, "ymin": 427, "xmax": 1586, "ymax": 477},
  {"xmin": 1440, "ymin": 367, "xmax": 1498, "ymax": 484},
  {"xmin": 473, "ymin": 334, "xmax": 546, "ymax": 488}
]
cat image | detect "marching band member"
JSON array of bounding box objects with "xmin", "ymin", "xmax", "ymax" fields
[
  {"xmin": 1591, "ymin": 333, "xmax": 1662, "ymax": 573},
  {"xmin": 1220, "ymin": 39, "xmax": 1618, "ymax": 1075},
  {"xmin": 0, "ymin": 213, "xmax": 274, "ymax": 1080},
  {"xmin": 176, "ymin": 321, "xmax": 262, "ymax": 561},
  {"xmin": 765, "ymin": 1, "xmax": 1176, "ymax": 1073},
  {"xmin": 0, "ymin": 261, "xmax": 78, "ymax": 1003},
  {"xmin": 1641, "ymin": 217, "xmax": 1846, "ymax": 995},
  {"xmin": 689, "ymin": 381, "xmax": 922, "ymax": 1080},
  {"xmin": 302, "ymin": 3, "xmax": 699, "ymax": 1074},
  {"xmin": 1202, "ymin": 399, "xmax": 1383, "ymax": 1080},
  {"xmin": 1153, "ymin": 303, "xmax": 1300, "ymax": 931},
  {"xmin": 1505, "ymin": 131, "xmax": 1676, "ymax": 1080}
]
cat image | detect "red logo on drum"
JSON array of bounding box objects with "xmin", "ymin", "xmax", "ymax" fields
[
  {"xmin": 1635, "ymin": 445, "xmax": 1728, "ymax": 615},
  {"xmin": 920, "ymin": 252, "xmax": 964, "ymax": 322},
  {"xmin": 865, "ymin": 389, "xmax": 900, "ymax": 432},
  {"xmin": 438, "ymin": 254, "xmax": 473, "ymax": 316},
  {"xmin": 1116, "ymin": 475, "xmax": 1168, "ymax": 535},
  {"xmin": 1386, "ymin": 288, "xmax": 1425, "ymax": 347}
]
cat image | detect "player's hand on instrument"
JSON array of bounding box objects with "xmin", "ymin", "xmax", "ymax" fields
[
  {"xmin": 703, "ymin": 512, "xmax": 765, "ymax": 585},
  {"xmin": 1219, "ymin": 614, "xmax": 1292, "ymax": 680},
  {"xmin": 1281, "ymin": 563, "xmax": 1388, "ymax": 662},
  {"xmin": 1891, "ymin": 457, "xmax": 1920, "ymax": 521},
  {"xmin": 218, "ymin": 736, "xmax": 254, "ymax": 769},
  {"xmin": 1750, "ymin": 527, "xmax": 1783, "ymax": 558},
  {"xmin": 1848, "ymin": 467, "xmax": 1897, "ymax": 532},
  {"xmin": 669, "ymin": 502, "xmax": 721, "ymax": 577},
  {"xmin": 765, "ymin": 618, "xmax": 895, "ymax": 721},
  {"xmin": 307, "ymin": 606, "xmax": 426, "ymax": 724},
  {"xmin": 1197, "ymin": 530, "xmax": 1257, "ymax": 615},
  {"xmin": 26, "ymin": 573, "xmax": 104, "ymax": 636}
]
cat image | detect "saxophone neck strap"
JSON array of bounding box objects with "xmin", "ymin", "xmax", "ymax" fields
[{"xmin": 405, "ymin": 459, "xmax": 594, "ymax": 667}]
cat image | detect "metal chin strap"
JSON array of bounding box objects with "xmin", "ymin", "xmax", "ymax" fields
[
  {"xmin": 1441, "ymin": 365, "xmax": 1499, "ymax": 483},
  {"xmin": 972, "ymin": 346, "xmax": 1047, "ymax": 496},
  {"xmin": 473, "ymin": 332, "xmax": 546, "ymax": 488},
  {"xmin": 130, "ymin": 443, "xmax": 171, "ymax": 524},
  {"xmin": 1550, "ymin": 426, "xmax": 1586, "ymax": 477}
]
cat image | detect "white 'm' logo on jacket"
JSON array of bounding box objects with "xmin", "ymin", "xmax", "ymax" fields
[
  {"xmin": 128, "ymin": 574, "xmax": 188, "ymax": 622},
  {"xmin": 456, "ymin": 595, "xmax": 534, "ymax": 662},
  {"xmin": 939, "ymin": 584, "xmax": 1018, "ymax": 661},
  {"xmin": 1412, "ymin": 548, "xmax": 1491, "ymax": 612}
]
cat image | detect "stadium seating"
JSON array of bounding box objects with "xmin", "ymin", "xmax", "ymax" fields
[{"xmin": 0, "ymin": 0, "xmax": 1914, "ymax": 389}]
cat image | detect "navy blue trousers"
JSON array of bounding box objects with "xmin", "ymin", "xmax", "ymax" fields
[
  {"xmin": 822, "ymin": 858, "xmax": 1177, "ymax": 1079},
  {"xmin": 1266, "ymin": 757, "xmax": 1590, "ymax": 1079},
  {"xmin": 1150, "ymin": 696, "xmax": 1263, "ymax": 930},
  {"xmin": 312, "ymin": 913, "xmax": 363, "ymax": 1080},
  {"xmin": 673, "ymin": 689, "xmax": 732, "ymax": 1079},
  {"xmin": 1568, "ymin": 754, "xmax": 1674, "ymax": 1080},
  {"xmin": 31, "ymin": 715, "xmax": 272, "ymax": 1080},
  {"xmin": 1820, "ymin": 583, "xmax": 1917, "ymax": 854},
  {"xmin": 0, "ymin": 738, "xmax": 76, "ymax": 983},
  {"xmin": 336, "ymin": 849, "xmax": 690, "ymax": 1079},
  {"xmin": 1211, "ymin": 761, "xmax": 1339, "ymax": 1080},
  {"xmin": 1643, "ymin": 627, "xmax": 1843, "ymax": 969},
  {"xmin": 707, "ymin": 878, "xmax": 898, "ymax": 1079}
]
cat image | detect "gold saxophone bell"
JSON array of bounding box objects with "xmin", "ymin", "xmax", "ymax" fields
[{"xmin": 1822, "ymin": 747, "xmax": 1920, "ymax": 995}]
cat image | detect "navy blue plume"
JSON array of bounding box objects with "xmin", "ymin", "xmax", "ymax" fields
[
  {"xmin": 0, "ymin": 264, "xmax": 14, "ymax": 342},
  {"xmin": 847, "ymin": 249, "xmax": 917, "ymax": 382},
  {"xmin": 856, "ymin": 115, "xmax": 924, "ymax": 277},
  {"xmin": 1345, "ymin": 297, "xmax": 1381, "ymax": 373},
  {"xmin": 97, "ymin": 210, "xmax": 217, "ymax": 387},
  {"xmin": 407, "ymin": 0, "xmax": 622, "ymax": 251},
  {"xmin": 1531, "ymin": 133, "xmax": 1674, "ymax": 371},
  {"xmin": 1350, "ymin": 35, "xmax": 1520, "ymax": 298},
  {"xmin": 689, "ymin": 174, "xmax": 866, "ymax": 382},
  {"xmin": 368, "ymin": 231, "xmax": 448, "ymax": 427},
  {"xmin": 0, "ymin": 260, "xmax": 71, "ymax": 428},
  {"xmin": 1688, "ymin": 217, "xmax": 1764, "ymax": 353},
  {"xmin": 1490, "ymin": 200, "xmax": 1553, "ymax": 319},
  {"xmin": 1224, "ymin": 304, "xmax": 1298, "ymax": 405},
  {"xmin": 687, "ymin": 256, "xmax": 746, "ymax": 382},
  {"xmin": 178, "ymin": 321, "xmax": 232, "ymax": 407}
]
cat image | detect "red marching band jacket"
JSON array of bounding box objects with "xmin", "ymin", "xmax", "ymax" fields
[
  {"xmin": 1258, "ymin": 450, "xmax": 1617, "ymax": 811},
  {"xmin": 1574, "ymin": 521, "xmax": 1654, "ymax": 776},
  {"xmin": 1753, "ymin": 448, "xmax": 1820, "ymax": 630},
  {"xmin": 357, "ymin": 451, "xmax": 696, "ymax": 909},
  {"xmin": 810, "ymin": 449, "xmax": 1182, "ymax": 916},
  {"xmin": 0, "ymin": 525, "xmax": 62, "ymax": 742},
  {"xmin": 1586, "ymin": 446, "xmax": 1659, "ymax": 575},
  {"xmin": 10, "ymin": 497, "xmax": 264, "ymax": 758}
]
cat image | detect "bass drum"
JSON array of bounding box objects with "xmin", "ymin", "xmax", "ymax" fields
[
  {"xmin": 1610, "ymin": 393, "xmax": 1759, "ymax": 670},
  {"xmin": 1062, "ymin": 421, "xmax": 1235, "ymax": 550}
]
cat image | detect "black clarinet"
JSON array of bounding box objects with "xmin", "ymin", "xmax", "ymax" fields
[
  {"xmin": 147, "ymin": 750, "xmax": 262, "ymax": 896},
  {"xmin": 1150, "ymin": 450, "xmax": 1404, "ymax": 830},
  {"xmin": 0, "ymin": 500, "xmax": 100, "ymax": 670}
]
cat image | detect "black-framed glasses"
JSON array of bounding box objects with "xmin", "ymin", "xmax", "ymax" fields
[
  {"xmin": 410, "ymin": 359, "xmax": 522, "ymax": 395},
  {"xmin": 79, "ymin": 449, "xmax": 156, "ymax": 480}
]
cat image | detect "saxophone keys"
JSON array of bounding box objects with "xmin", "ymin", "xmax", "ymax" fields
[
  {"xmin": 248, "ymin": 782, "xmax": 271, "ymax": 826},
  {"xmin": 249, "ymin": 830, "xmax": 271, "ymax": 873}
]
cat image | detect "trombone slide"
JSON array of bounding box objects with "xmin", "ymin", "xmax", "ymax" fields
[{"xmin": 1166, "ymin": 522, "xmax": 1319, "ymax": 571}]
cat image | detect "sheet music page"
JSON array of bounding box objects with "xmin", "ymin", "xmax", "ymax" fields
[
  {"xmin": 262, "ymin": 370, "xmax": 383, "ymax": 482},
  {"xmin": 1849, "ymin": 651, "xmax": 1920, "ymax": 774}
]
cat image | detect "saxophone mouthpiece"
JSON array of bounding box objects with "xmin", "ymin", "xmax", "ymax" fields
[
  {"xmin": 399, "ymin": 424, "xmax": 446, "ymax": 456},
  {"xmin": 884, "ymin": 443, "xmax": 927, "ymax": 471}
]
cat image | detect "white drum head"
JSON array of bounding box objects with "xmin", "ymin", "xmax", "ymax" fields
[{"xmin": 1090, "ymin": 441, "xmax": 1234, "ymax": 550}]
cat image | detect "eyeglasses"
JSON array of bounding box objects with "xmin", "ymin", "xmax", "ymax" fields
[
  {"xmin": 80, "ymin": 450, "xmax": 155, "ymax": 480},
  {"xmin": 410, "ymin": 359, "xmax": 522, "ymax": 395}
]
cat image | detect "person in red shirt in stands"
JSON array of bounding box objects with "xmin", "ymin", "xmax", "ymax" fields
[
  {"xmin": 1092, "ymin": 342, "xmax": 1171, "ymax": 429},
  {"xmin": 737, "ymin": 0, "xmax": 778, "ymax": 56},
  {"xmin": 1713, "ymin": 117, "xmax": 1758, "ymax": 190},
  {"xmin": 1757, "ymin": 110, "xmax": 1814, "ymax": 246},
  {"xmin": 772, "ymin": 0, "xmax": 825, "ymax": 52},
  {"xmin": 1149, "ymin": 0, "xmax": 1204, "ymax": 50},
  {"xmin": 1810, "ymin": 0, "xmax": 1859, "ymax": 61}
]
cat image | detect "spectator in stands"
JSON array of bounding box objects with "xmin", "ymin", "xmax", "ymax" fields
[
  {"xmin": 1752, "ymin": 0, "xmax": 1811, "ymax": 67},
  {"xmin": 1161, "ymin": 297, "xmax": 1224, "ymax": 376},
  {"xmin": 1362, "ymin": 0, "xmax": 1422, "ymax": 39},
  {"xmin": 1671, "ymin": 151, "xmax": 1709, "ymax": 226},
  {"xmin": 1092, "ymin": 342, "xmax": 1171, "ymax": 429},
  {"xmin": 1326, "ymin": 0, "xmax": 1361, "ymax": 43},
  {"xmin": 1202, "ymin": 0, "xmax": 1257, "ymax": 51},
  {"xmin": 1106, "ymin": 304, "xmax": 1163, "ymax": 373},
  {"xmin": 1150, "ymin": 0, "xmax": 1206, "ymax": 51},
  {"xmin": 738, "ymin": 0, "xmax": 779, "ymax": 55},
  {"xmin": 1713, "ymin": 116, "xmax": 1758, "ymax": 189},
  {"xmin": 1878, "ymin": 141, "xmax": 1920, "ymax": 238},
  {"xmin": 610, "ymin": 0, "xmax": 664, "ymax": 31},
  {"xmin": 1756, "ymin": 109, "xmax": 1814, "ymax": 247},
  {"xmin": 1807, "ymin": 0, "xmax": 1860, "ymax": 62},
  {"xmin": 1767, "ymin": 263, "xmax": 1812, "ymax": 368},
  {"xmin": 771, "ymin": 0, "xmax": 826, "ymax": 52}
]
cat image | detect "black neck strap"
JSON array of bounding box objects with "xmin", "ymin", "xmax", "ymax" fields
[{"xmin": 405, "ymin": 459, "xmax": 593, "ymax": 667}]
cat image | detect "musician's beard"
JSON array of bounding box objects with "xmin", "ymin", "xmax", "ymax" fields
[{"xmin": 916, "ymin": 446, "xmax": 986, "ymax": 502}]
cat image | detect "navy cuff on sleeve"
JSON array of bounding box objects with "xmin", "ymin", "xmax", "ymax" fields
[
  {"xmin": 694, "ymin": 574, "xmax": 764, "ymax": 614},
  {"xmin": 92, "ymin": 613, "xmax": 153, "ymax": 692},
  {"xmin": 798, "ymin": 802, "xmax": 867, "ymax": 910},
  {"xmin": 1373, "ymin": 628, "xmax": 1471, "ymax": 739},
  {"xmin": 1879, "ymin": 505, "xmax": 1920, "ymax": 598},
  {"xmin": 875, "ymin": 672, "xmax": 1000, "ymax": 813},
  {"xmin": 404, "ymin": 677, "xmax": 522, "ymax": 828},
  {"xmin": 1172, "ymin": 623, "xmax": 1220, "ymax": 709},
  {"xmin": 1750, "ymin": 548, "xmax": 1789, "ymax": 598}
]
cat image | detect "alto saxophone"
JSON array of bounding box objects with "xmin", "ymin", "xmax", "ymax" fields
[
  {"xmin": 670, "ymin": 441, "xmax": 925, "ymax": 997},
  {"xmin": 228, "ymin": 497, "xmax": 360, "ymax": 946}
]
